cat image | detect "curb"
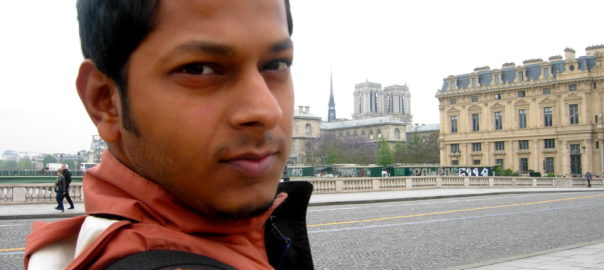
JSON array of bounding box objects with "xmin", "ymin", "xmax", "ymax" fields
[{"xmin": 2, "ymin": 189, "xmax": 602, "ymax": 220}]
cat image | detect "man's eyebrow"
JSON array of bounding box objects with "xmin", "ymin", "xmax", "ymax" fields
[
  {"xmin": 170, "ymin": 41, "xmax": 235, "ymax": 58},
  {"xmin": 270, "ymin": 38, "xmax": 293, "ymax": 53}
]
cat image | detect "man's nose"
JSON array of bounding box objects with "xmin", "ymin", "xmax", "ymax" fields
[{"xmin": 228, "ymin": 70, "xmax": 283, "ymax": 131}]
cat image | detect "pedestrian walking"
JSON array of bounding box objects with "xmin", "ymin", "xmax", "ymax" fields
[
  {"xmin": 53, "ymin": 169, "xmax": 67, "ymax": 212},
  {"xmin": 61, "ymin": 164, "xmax": 74, "ymax": 209},
  {"xmin": 585, "ymin": 171, "xmax": 592, "ymax": 188}
]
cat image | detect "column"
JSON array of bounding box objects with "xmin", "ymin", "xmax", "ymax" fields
[
  {"xmin": 560, "ymin": 139, "xmax": 569, "ymax": 176},
  {"xmin": 532, "ymin": 139, "xmax": 541, "ymax": 173},
  {"xmin": 600, "ymin": 139, "xmax": 604, "ymax": 176}
]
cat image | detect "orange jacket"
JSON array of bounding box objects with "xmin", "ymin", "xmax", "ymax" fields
[{"xmin": 25, "ymin": 151, "xmax": 290, "ymax": 269}]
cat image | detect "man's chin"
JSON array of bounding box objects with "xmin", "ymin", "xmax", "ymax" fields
[{"xmin": 212, "ymin": 199, "xmax": 275, "ymax": 221}]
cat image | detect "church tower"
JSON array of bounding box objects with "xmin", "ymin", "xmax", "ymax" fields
[{"xmin": 327, "ymin": 71, "xmax": 336, "ymax": 122}]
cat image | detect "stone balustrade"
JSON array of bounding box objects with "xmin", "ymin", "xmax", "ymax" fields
[
  {"xmin": 0, "ymin": 177, "xmax": 601, "ymax": 204},
  {"xmin": 0, "ymin": 183, "xmax": 83, "ymax": 204}
]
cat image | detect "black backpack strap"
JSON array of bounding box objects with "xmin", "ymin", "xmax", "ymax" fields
[
  {"xmin": 104, "ymin": 249, "xmax": 236, "ymax": 270},
  {"xmin": 265, "ymin": 181, "xmax": 315, "ymax": 270}
]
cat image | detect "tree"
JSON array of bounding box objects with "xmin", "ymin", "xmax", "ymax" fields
[
  {"xmin": 42, "ymin": 155, "xmax": 58, "ymax": 167},
  {"xmin": 393, "ymin": 131, "xmax": 439, "ymax": 164},
  {"xmin": 375, "ymin": 138, "xmax": 393, "ymax": 166}
]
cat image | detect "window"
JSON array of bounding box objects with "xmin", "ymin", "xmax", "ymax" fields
[
  {"xmin": 473, "ymin": 159, "xmax": 481, "ymax": 165},
  {"xmin": 495, "ymin": 141, "xmax": 505, "ymax": 151},
  {"xmin": 495, "ymin": 159, "xmax": 504, "ymax": 167},
  {"xmin": 450, "ymin": 116, "xmax": 458, "ymax": 133},
  {"xmin": 544, "ymin": 107, "xmax": 553, "ymax": 127},
  {"xmin": 304, "ymin": 123, "xmax": 312, "ymax": 135},
  {"xmin": 471, "ymin": 96, "xmax": 479, "ymax": 102},
  {"xmin": 568, "ymin": 84, "xmax": 577, "ymax": 91},
  {"xmin": 543, "ymin": 88, "xmax": 551, "ymax": 95},
  {"xmin": 593, "ymin": 82, "xmax": 597, "ymax": 89},
  {"xmin": 518, "ymin": 109, "xmax": 527, "ymax": 129},
  {"xmin": 519, "ymin": 140, "xmax": 529, "ymax": 150},
  {"xmin": 495, "ymin": 75, "xmax": 500, "ymax": 85},
  {"xmin": 394, "ymin": 128, "xmax": 400, "ymax": 139},
  {"xmin": 544, "ymin": 157, "xmax": 554, "ymax": 174},
  {"xmin": 494, "ymin": 111, "xmax": 503, "ymax": 130},
  {"xmin": 451, "ymin": 160, "xmax": 459, "ymax": 165},
  {"xmin": 544, "ymin": 139, "xmax": 555, "ymax": 149},
  {"xmin": 450, "ymin": 144, "xmax": 459, "ymax": 154},
  {"xmin": 569, "ymin": 104, "xmax": 579, "ymax": 125},
  {"xmin": 517, "ymin": 91, "xmax": 525, "ymax": 97},
  {"xmin": 543, "ymin": 68, "xmax": 550, "ymax": 79},
  {"xmin": 472, "ymin": 113, "xmax": 480, "ymax": 131},
  {"xmin": 518, "ymin": 71, "xmax": 524, "ymax": 81},
  {"xmin": 449, "ymin": 99, "xmax": 456, "ymax": 105},
  {"xmin": 472, "ymin": 143, "xmax": 481, "ymax": 152},
  {"xmin": 519, "ymin": 158, "xmax": 529, "ymax": 173},
  {"xmin": 471, "ymin": 78, "xmax": 477, "ymax": 88},
  {"xmin": 494, "ymin": 93, "xmax": 502, "ymax": 100},
  {"xmin": 597, "ymin": 141, "xmax": 600, "ymax": 149}
]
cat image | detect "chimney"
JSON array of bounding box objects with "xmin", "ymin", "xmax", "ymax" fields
[
  {"xmin": 298, "ymin": 106, "xmax": 304, "ymax": 114},
  {"xmin": 564, "ymin": 47, "xmax": 576, "ymax": 60},
  {"xmin": 304, "ymin": 106, "xmax": 310, "ymax": 114}
]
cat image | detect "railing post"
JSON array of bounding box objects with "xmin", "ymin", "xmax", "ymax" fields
[
  {"xmin": 372, "ymin": 179, "xmax": 380, "ymax": 191},
  {"xmin": 436, "ymin": 177, "xmax": 442, "ymax": 188},
  {"xmin": 464, "ymin": 177, "xmax": 470, "ymax": 187},
  {"xmin": 532, "ymin": 178, "xmax": 537, "ymax": 187},
  {"xmin": 489, "ymin": 177, "xmax": 494, "ymax": 187},
  {"xmin": 13, "ymin": 187, "xmax": 26, "ymax": 203},
  {"xmin": 335, "ymin": 179, "xmax": 344, "ymax": 193},
  {"xmin": 406, "ymin": 178, "xmax": 413, "ymax": 189}
]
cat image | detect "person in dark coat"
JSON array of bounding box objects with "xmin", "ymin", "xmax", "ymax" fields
[
  {"xmin": 61, "ymin": 164, "xmax": 74, "ymax": 209},
  {"xmin": 585, "ymin": 171, "xmax": 592, "ymax": 188},
  {"xmin": 54, "ymin": 169, "xmax": 67, "ymax": 212}
]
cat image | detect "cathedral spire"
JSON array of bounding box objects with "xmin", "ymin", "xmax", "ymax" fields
[{"xmin": 328, "ymin": 70, "xmax": 336, "ymax": 122}]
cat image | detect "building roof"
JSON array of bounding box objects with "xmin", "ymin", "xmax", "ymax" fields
[
  {"xmin": 320, "ymin": 116, "xmax": 406, "ymax": 130},
  {"xmin": 407, "ymin": 123, "xmax": 440, "ymax": 133}
]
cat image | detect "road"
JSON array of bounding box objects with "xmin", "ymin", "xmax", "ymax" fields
[
  {"xmin": 307, "ymin": 191, "xmax": 604, "ymax": 269},
  {"xmin": 2, "ymin": 191, "xmax": 604, "ymax": 269}
]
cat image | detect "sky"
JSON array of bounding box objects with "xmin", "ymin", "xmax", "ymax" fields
[{"xmin": 0, "ymin": 0, "xmax": 602, "ymax": 154}]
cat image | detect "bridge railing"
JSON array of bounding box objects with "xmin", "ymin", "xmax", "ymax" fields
[
  {"xmin": 0, "ymin": 183, "xmax": 84, "ymax": 204},
  {"xmin": 0, "ymin": 176, "xmax": 601, "ymax": 203}
]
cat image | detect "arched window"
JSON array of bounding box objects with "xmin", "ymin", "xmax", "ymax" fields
[
  {"xmin": 394, "ymin": 128, "xmax": 400, "ymax": 139},
  {"xmin": 377, "ymin": 129, "xmax": 382, "ymax": 139},
  {"xmin": 369, "ymin": 130, "xmax": 374, "ymax": 140},
  {"xmin": 304, "ymin": 123, "xmax": 312, "ymax": 135}
]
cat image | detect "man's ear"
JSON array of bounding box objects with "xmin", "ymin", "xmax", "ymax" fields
[{"xmin": 76, "ymin": 60, "xmax": 122, "ymax": 143}]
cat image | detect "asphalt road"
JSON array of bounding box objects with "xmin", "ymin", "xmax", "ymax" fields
[
  {"xmin": 307, "ymin": 191, "xmax": 604, "ymax": 269},
  {"xmin": 2, "ymin": 191, "xmax": 604, "ymax": 269}
]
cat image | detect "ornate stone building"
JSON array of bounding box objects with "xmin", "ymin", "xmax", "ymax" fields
[
  {"xmin": 289, "ymin": 80, "xmax": 414, "ymax": 165},
  {"xmin": 436, "ymin": 46, "xmax": 604, "ymax": 176},
  {"xmin": 353, "ymin": 81, "xmax": 412, "ymax": 123}
]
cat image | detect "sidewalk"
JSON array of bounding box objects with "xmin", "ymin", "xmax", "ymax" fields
[{"xmin": 2, "ymin": 187, "xmax": 603, "ymax": 269}]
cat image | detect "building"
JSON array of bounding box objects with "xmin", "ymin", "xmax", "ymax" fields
[
  {"xmin": 436, "ymin": 46, "xmax": 604, "ymax": 176},
  {"xmin": 289, "ymin": 80, "xmax": 415, "ymax": 165},
  {"xmin": 290, "ymin": 106, "xmax": 322, "ymax": 165},
  {"xmin": 353, "ymin": 80, "xmax": 412, "ymax": 123}
]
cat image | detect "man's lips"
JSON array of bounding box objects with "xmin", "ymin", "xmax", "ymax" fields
[{"xmin": 222, "ymin": 153, "xmax": 277, "ymax": 178}]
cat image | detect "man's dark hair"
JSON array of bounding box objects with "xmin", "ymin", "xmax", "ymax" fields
[{"xmin": 76, "ymin": 0, "xmax": 293, "ymax": 133}]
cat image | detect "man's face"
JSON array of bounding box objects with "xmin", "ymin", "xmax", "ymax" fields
[{"xmin": 118, "ymin": 0, "xmax": 293, "ymax": 219}]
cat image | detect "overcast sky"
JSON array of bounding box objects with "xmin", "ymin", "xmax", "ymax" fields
[{"xmin": 1, "ymin": 0, "xmax": 602, "ymax": 154}]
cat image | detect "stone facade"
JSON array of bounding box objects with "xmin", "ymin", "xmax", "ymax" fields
[
  {"xmin": 352, "ymin": 81, "xmax": 412, "ymax": 123},
  {"xmin": 436, "ymin": 46, "xmax": 604, "ymax": 176}
]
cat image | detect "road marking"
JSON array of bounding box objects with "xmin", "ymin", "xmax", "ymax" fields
[
  {"xmin": 309, "ymin": 202, "xmax": 604, "ymax": 233},
  {"xmin": 0, "ymin": 247, "xmax": 25, "ymax": 252},
  {"xmin": 308, "ymin": 193, "xmax": 604, "ymax": 228}
]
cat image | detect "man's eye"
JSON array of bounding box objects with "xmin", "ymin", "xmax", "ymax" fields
[
  {"xmin": 263, "ymin": 59, "xmax": 292, "ymax": 71},
  {"xmin": 180, "ymin": 63, "xmax": 216, "ymax": 75}
]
